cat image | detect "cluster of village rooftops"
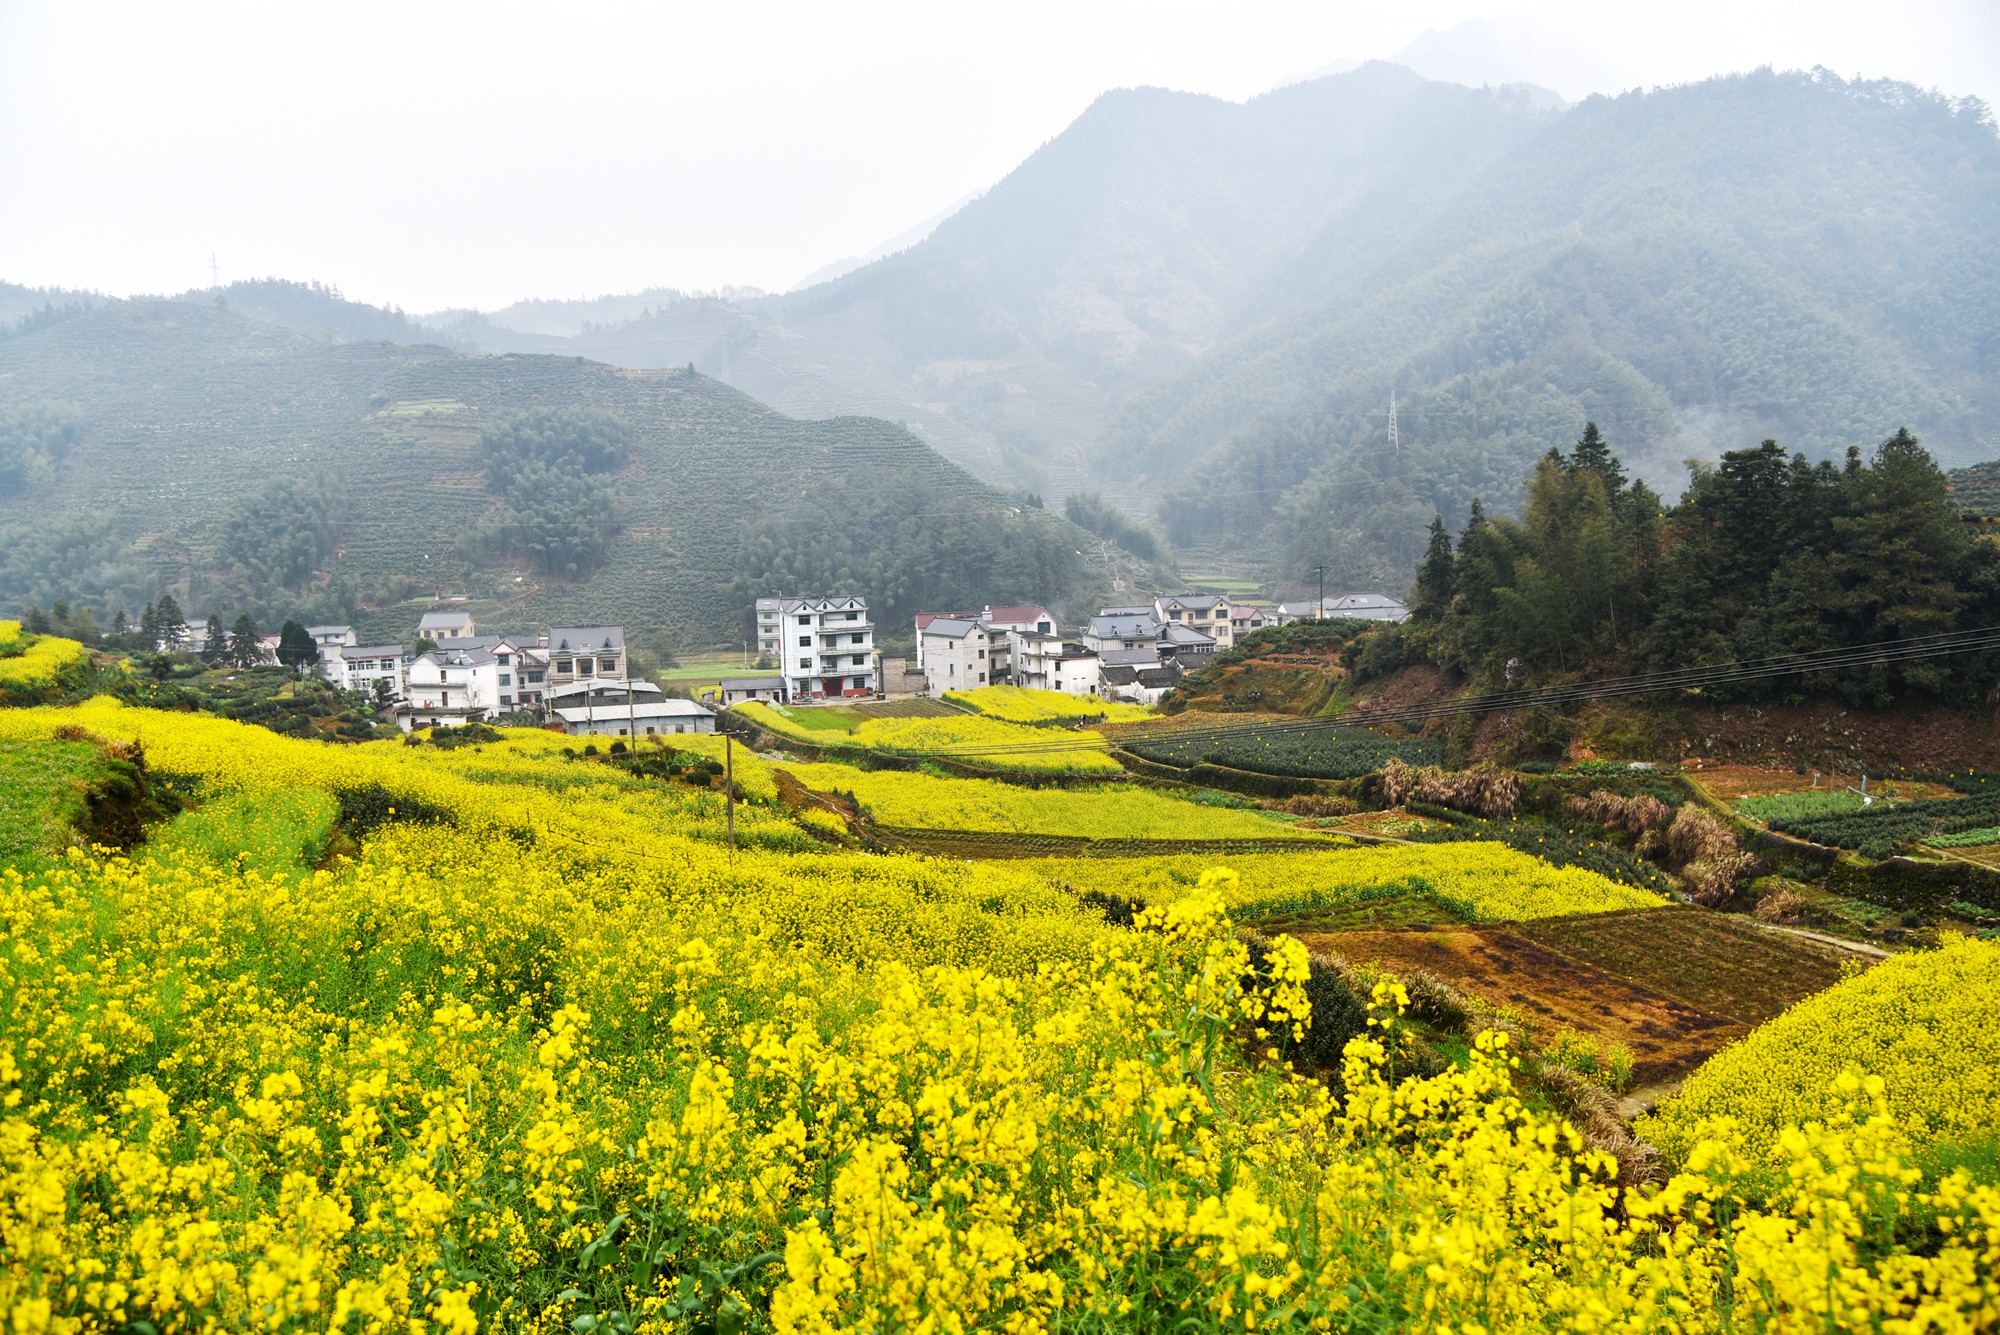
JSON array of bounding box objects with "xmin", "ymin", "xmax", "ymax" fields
[
  {"xmin": 297, "ymin": 612, "xmax": 716, "ymax": 739},
  {"xmin": 729, "ymin": 590, "xmax": 1408, "ymax": 709},
  {"xmin": 291, "ymin": 589, "xmax": 1405, "ymax": 738}
]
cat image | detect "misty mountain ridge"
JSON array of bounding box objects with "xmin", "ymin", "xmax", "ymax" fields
[{"xmin": 14, "ymin": 59, "xmax": 1993, "ymax": 604}]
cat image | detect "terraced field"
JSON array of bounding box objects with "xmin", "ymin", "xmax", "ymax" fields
[{"xmin": 1299, "ymin": 907, "xmax": 1868, "ymax": 1085}]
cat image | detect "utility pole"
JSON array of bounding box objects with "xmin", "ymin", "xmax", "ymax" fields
[
  {"xmin": 724, "ymin": 732, "xmax": 736, "ymax": 855},
  {"xmin": 1314, "ymin": 564, "xmax": 1326, "ymax": 619}
]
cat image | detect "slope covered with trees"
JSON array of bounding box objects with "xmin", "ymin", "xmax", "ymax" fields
[
  {"xmin": 1383, "ymin": 422, "xmax": 2000, "ymax": 707},
  {"xmin": 0, "ymin": 303, "xmax": 1136, "ymax": 644}
]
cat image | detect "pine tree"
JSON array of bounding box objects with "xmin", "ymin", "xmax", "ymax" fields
[
  {"xmin": 1410, "ymin": 515, "xmax": 1456, "ymax": 620},
  {"xmin": 201, "ymin": 613, "xmax": 227, "ymax": 664},
  {"xmin": 228, "ymin": 614, "xmax": 262, "ymax": 669},
  {"xmin": 153, "ymin": 593, "xmax": 187, "ymax": 650},
  {"xmin": 276, "ymin": 620, "xmax": 321, "ymax": 674},
  {"xmin": 1569, "ymin": 421, "xmax": 1628, "ymax": 495},
  {"xmin": 110, "ymin": 609, "xmax": 130, "ymax": 645},
  {"xmin": 139, "ymin": 601, "xmax": 158, "ymax": 647}
]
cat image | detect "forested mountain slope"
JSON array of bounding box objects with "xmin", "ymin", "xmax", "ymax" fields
[
  {"xmin": 1120, "ymin": 69, "xmax": 2000, "ymax": 589},
  {"xmin": 0, "ymin": 303, "xmax": 1122, "ymax": 644}
]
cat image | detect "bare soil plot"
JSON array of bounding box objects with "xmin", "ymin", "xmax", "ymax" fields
[
  {"xmin": 1517, "ymin": 908, "xmax": 1857, "ymax": 1027},
  {"xmin": 1299, "ymin": 925, "xmax": 1747, "ymax": 1084},
  {"xmin": 1690, "ymin": 764, "xmax": 1954, "ymax": 804},
  {"xmin": 1331, "ymin": 808, "xmax": 1443, "ymax": 840}
]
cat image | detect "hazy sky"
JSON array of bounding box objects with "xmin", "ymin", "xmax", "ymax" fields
[{"xmin": 3, "ymin": 0, "xmax": 1995, "ymax": 311}]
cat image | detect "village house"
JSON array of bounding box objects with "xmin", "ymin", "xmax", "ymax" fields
[
  {"xmin": 1274, "ymin": 593, "xmax": 1411, "ymax": 624},
  {"xmin": 1010, "ymin": 631, "xmax": 1102, "ymax": 697},
  {"xmin": 718, "ymin": 676, "xmax": 786, "ymax": 705},
  {"xmin": 1154, "ymin": 595, "xmax": 1232, "ymax": 649},
  {"xmin": 1083, "ymin": 608, "xmax": 1162, "ymax": 654},
  {"xmin": 418, "ymin": 609, "xmax": 475, "ymax": 640},
  {"xmin": 1230, "ymin": 604, "xmax": 1269, "ymax": 639},
  {"xmin": 399, "ymin": 646, "xmax": 502, "ymax": 730},
  {"xmin": 919, "ymin": 617, "xmax": 993, "ymax": 698},
  {"xmin": 545, "ymin": 627, "xmax": 628, "ymax": 691},
  {"xmin": 434, "ymin": 633, "xmax": 550, "ymax": 711},
  {"xmin": 757, "ymin": 596, "xmax": 877, "ymax": 699},
  {"xmin": 333, "ymin": 644, "xmax": 407, "ymax": 700},
  {"xmin": 306, "ymin": 624, "xmax": 358, "ymax": 653},
  {"xmin": 551, "ymin": 697, "xmax": 715, "ymax": 738}
]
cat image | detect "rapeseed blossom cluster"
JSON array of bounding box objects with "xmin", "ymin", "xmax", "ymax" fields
[{"xmin": 0, "ymin": 701, "xmax": 1996, "ymax": 1331}]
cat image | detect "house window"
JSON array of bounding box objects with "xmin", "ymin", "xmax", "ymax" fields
[
  {"xmin": 977, "ymin": 649, "xmax": 985, "ymax": 659},
  {"xmin": 978, "ymin": 673, "xmax": 986, "ymax": 683},
  {"xmin": 850, "ymin": 676, "xmax": 866, "ymax": 689},
  {"xmin": 599, "ymin": 657, "xmax": 617, "ymax": 673},
  {"xmin": 797, "ymin": 616, "xmax": 810, "ymax": 625},
  {"xmin": 555, "ymin": 658, "xmax": 572, "ymax": 673},
  {"xmin": 799, "ymin": 658, "xmax": 811, "ymax": 670},
  {"xmin": 527, "ymin": 671, "xmax": 545, "ymax": 683},
  {"xmin": 646, "ymin": 726, "xmax": 656, "ymax": 735},
  {"xmin": 578, "ymin": 660, "xmax": 593, "ymax": 675},
  {"xmin": 499, "ymin": 673, "xmax": 512, "ymax": 685},
  {"xmin": 501, "ymin": 694, "xmax": 513, "ymax": 706},
  {"xmin": 847, "ymin": 611, "xmax": 859, "ymax": 621},
  {"xmin": 851, "ymin": 655, "xmax": 864, "ymax": 666},
  {"xmin": 850, "ymin": 634, "xmax": 863, "ymax": 644},
  {"xmin": 798, "ymin": 636, "xmax": 811, "ymax": 647}
]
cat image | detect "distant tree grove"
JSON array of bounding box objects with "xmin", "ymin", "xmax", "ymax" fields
[{"xmin": 1390, "ymin": 424, "xmax": 2000, "ymax": 706}]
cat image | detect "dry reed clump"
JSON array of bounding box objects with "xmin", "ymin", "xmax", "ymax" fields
[
  {"xmin": 1667, "ymin": 804, "xmax": 1757, "ymax": 906},
  {"xmin": 1753, "ymin": 885, "xmax": 1817, "ymax": 926},
  {"xmin": 1568, "ymin": 790, "xmax": 1673, "ymax": 837},
  {"xmin": 1276, "ymin": 793, "xmax": 1358, "ymax": 818},
  {"xmin": 1381, "ymin": 758, "xmax": 1522, "ymax": 818}
]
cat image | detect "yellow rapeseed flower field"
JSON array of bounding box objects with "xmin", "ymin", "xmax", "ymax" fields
[
  {"xmin": 782, "ymin": 760, "xmax": 1325, "ymax": 841},
  {"xmin": 0, "ymin": 626, "xmax": 90, "ymax": 689},
  {"xmin": 1642, "ymin": 933, "xmax": 2000, "ymax": 1162},
  {"xmin": 1, "ymin": 700, "xmax": 1997, "ymax": 1332},
  {"xmin": 735, "ymin": 701, "xmax": 1122, "ymax": 774},
  {"xmin": 1030, "ymin": 845, "xmax": 1668, "ymax": 922},
  {"xmin": 943, "ymin": 685, "xmax": 1155, "ymax": 724}
]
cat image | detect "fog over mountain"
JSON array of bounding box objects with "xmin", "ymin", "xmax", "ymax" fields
[{"xmin": 8, "ymin": 56, "xmax": 1996, "ymax": 605}]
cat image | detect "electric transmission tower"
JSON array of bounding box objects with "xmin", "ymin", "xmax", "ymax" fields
[{"xmin": 1388, "ymin": 390, "xmax": 1400, "ymax": 450}]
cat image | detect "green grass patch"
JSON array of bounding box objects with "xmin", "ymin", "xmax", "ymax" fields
[
  {"xmin": 1736, "ymin": 790, "xmax": 1868, "ymax": 823},
  {"xmin": 0, "ymin": 738, "xmax": 111, "ymax": 870},
  {"xmin": 151, "ymin": 788, "xmax": 340, "ymax": 877}
]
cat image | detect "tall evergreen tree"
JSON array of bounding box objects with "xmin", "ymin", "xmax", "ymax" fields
[
  {"xmin": 153, "ymin": 593, "xmax": 187, "ymax": 650},
  {"xmin": 1410, "ymin": 515, "xmax": 1456, "ymax": 620},
  {"xmin": 228, "ymin": 613, "xmax": 262, "ymax": 669},
  {"xmin": 139, "ymin": 601, "xmax": 158, "ymax": 647},
  {"xmin": 1568, "ymin": 421, "xmax": 1628, "ymax": 495},
  {"xmin": 276, "ymin": 620, "xmax": 320, "ymax": 674},
  {"xmin": 201, "ymin": 612, "xmax": 227, "ymax": 664}
]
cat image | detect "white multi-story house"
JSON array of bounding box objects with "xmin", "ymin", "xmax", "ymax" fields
[
  {"xmin": 434, "ymin": 633, "xmax": 550, "ymax": 711},
  {"xmin": 334, "ymin": 644, "xmax": 407, "ymax": 700},
  {"xmin": 306, "ymin": 624, "xmax": 358, "ymax": 653},
  {"xmin": 919, "ymin": 618, "xmax": 993, "ymax": 698},
  {"xmin": 545, "ymin": 627, "xmax": 627, "ymax": 691},
  {"xmin": 1154, "ymin": 595, "xmax": 1232, "ymax": 649},
  {"xmin": 400, "ymin": 646, "xmax": 503, "ymax": 730},
  {"xmin": 757, "ymin": 596, "xmax": 876, "ymax": 700},
  {"xmin": 1009, "ymin": 631, "xmax": 1101, "ymax": 697}
]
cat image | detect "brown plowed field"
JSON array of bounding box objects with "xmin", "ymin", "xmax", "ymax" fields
[
  {"xmin": 1297, "ymin": 907, "xmax": 1868, "ymax": 1084},
  {"xmin": 1300, "ymin": 926, "xmax": 1745, "ymax": 1084}
]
